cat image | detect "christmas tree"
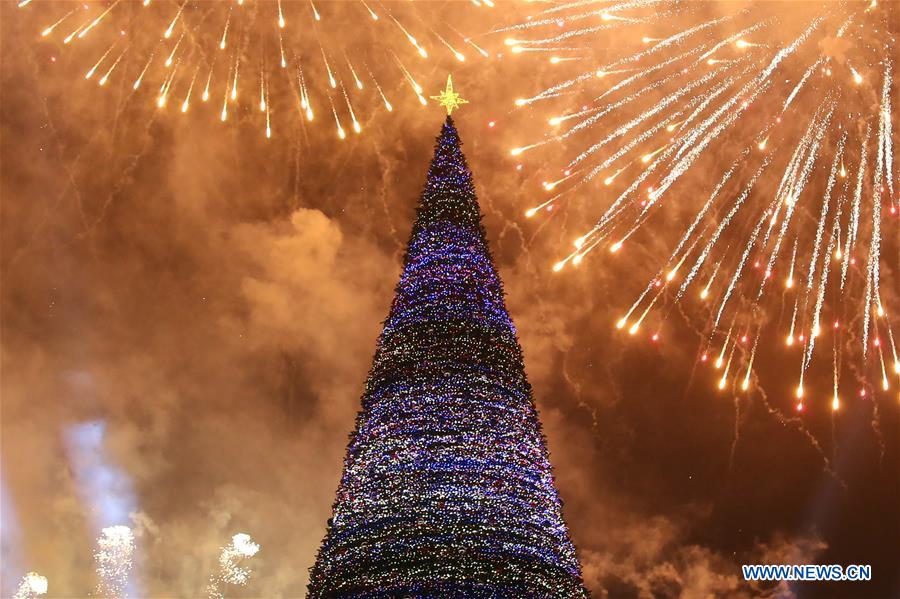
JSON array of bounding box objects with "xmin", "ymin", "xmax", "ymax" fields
[{"xmin": 308, "ymin": 108, "xmax": 586, "ymax": 598}]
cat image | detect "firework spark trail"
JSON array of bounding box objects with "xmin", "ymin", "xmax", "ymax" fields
[
  {"xmin": 541, "ymin": 0, "xmax": 667, "ymax": 21},
  {"xmin": 609, "ymin": 13, "xmax": 734, "ymax": 70},
  {"xmin": 760, "ymin": 124, "xmax": 814, "ymax": 252},
  {"xmin": 670, "ymin": 154, "xmax": 744, "ymax": 300},
  {"xmin": 880, "ymin": 61, "xmax": 895, "ymax": 198},
  {"xmin": 25, "ymin": 0, "xmax": 488, "ymax": 138},
  {"xmin": 579, "ymin": 15, "xmax": 824, "ymax": 246},
  {"xmin": 510, "ymin": 11, "xmax": 730, "ymax": 107},
  {"xmin": 615, "ymin": 279, "xmax": 656, "ymax": 328},
  {"xmin": 594, "ymin": 42, "xmax": 711, "ymax": 104},
  {"xmin": 715, "ymin": 319, "xmax": 737, "ymax": 368},
  {"xmin": 596, "ymin": 74, "xmax": 750, "ymax": 246},
  {"xmin": 509, "ymin": 0, "xmax": 897, "ymax": 408},
  {"xmin": 651, "ymin": 15, "xmax": 826, "ymax": 203},
  {"xmin": 866, "ymin": 61, "xmax": 892, "ymax": 338},
  {"xmin": 804, "ymin": 146, "xmax": 846, "ymax": 372},
  {"xmin": 783, "ymin": 58, "xmax": 822, "ymax": 111},
  {"xmin": 842, "ymin": 124, "xmax": 870, "ymax": 290},
  {"xmin": 663, "ymin": 237, "xmax": 701, "ymax": 282},
  {"xmin": 787, "ymin": 294, "xmax": 801, "ymax": 346},
  {"xmin": 563, "ymin": 78, "xmax": 746, "ymax": 251},
  {"xmin": 568, "ymin": 68, "xmax": 738, "ymax": 204},
  {"xmin": 533, "ymin": 74, "xmax": 747, "ymax": 228},
  {"xmin": 719, "ymin": 338, "xmax": 738, "ymax": 389},
  {"xmin": 580, "ymin": 102, "xmax": 681, "ymax": 186},
  {"xmin": 509, "ymin": 22, "xmax": 619, "ymax": 46},
  {"xmin": 804, "ymin": 135, "xmax": 846, "ymax": 295},
  {"xmin": 495, "ymin": 0, "xmax": 666, "ymax": 37},
  {"xmin": 697, "ymin": 20, "xmax": 772, "ymax": 61},
  {"xmin": 643, "ymin": 76, "xmax": 769, "ymax": 210},
  {"xmin": 565, "ymin": 56, "xmax": 747, "ymax": 162},
  {"xmin": 887, "ymin": 324, "xmax": 900, "ymax": 374},
  {"xmin": 741, "ymin": 331, "xmax": 760, "ymax": 391},
  {"xmin": 757, "ymin": 100, "xmax": 836, "ymax": 300},
  {"xmin": 851, "ymin": 125, "xmax": 875, "ymax": 358},
  {"xmin": 512, "ymin": 71, "xmax": 596, "ymax": 108},
  {"xmin": 713, "ymin": 200, "xmax": 773, "ymax": 329}
]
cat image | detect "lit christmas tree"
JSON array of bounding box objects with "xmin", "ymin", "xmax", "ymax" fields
[{"xmin": 309, "ymin": 81, "xmax": 586, "ymax": 598}]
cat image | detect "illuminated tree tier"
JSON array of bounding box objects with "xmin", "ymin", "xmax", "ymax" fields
[{"xmin": 308, "ymin": 116, "xmax": 587, "ymax": 598}]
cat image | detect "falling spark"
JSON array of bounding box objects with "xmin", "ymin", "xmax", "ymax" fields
[
  {"xmin": 265, "ymin": 75, "xmax": 272, "ymax": 138},
  {"xmin": 219, "ymin": 5, "xmax": 231, "ymax": 50},
  {"xmin": 259, "ymin": 67, "xmax": 266, "ymax": 111},
  {"xmin": 340, "ymin": 81, "xmax": 361, "ymax": 133},
  {"xmin": 77, "ymin": 0, "xmax": 120, "ymax": 40},
  {"xmin": 433, "ymin": 31, "xmax": 466, "ymax": 62},
  {"xmin": 336, "ymin": 56, "xmax": 358, "ymax": 90},
  {"xmin": 230, "ymin": 54, "xmax": 239, "ymax": 101},
  {"xmin": 321, "ymin": 48, "xmax": 337, "ymax": 89},
  {"xmin": 741, "ymin": 334, "xmax": 759, "ymax": 391},
  {"xmin": 98, "ymin": 48, "xmax": 127, "ymax": 86},
  {"xmin": 132, "ymin": 52, "xmax": 154, "ymax": 89},
  {"xmin": 164, "ymin": 32, "xmax": 183, "ymax": 68},
  {"xmin": 391, "ymin": 15, "xmax": 428, "ymax": 58},
  {"xmin": 180, "ymin": 66, "xmax": 199, "ymax": 112},
  {"xmin": 220, "ymin": 64, "xmax": 232, "ymax": 121},
  {"xmin": 164, "ymin": 0, "xmax": 186, "ymax": 39},
  {"xmin": 41, "ymin": 8, "xmax": 78, "ymax": 37},
  {"xmin": 361, "ymin": 0, "xmax": 378, "ymax": 20},
  {"xmin": 368, "ymin": 66, "xmax": 393, "ymax": 112},
  {"xmin": 156, "ymin": 63, "xmax": 178, "ymax": 107},
  {"xmin": 719, "ymin": 341, "xmax": 737, "ymax": 390},
  {"xmin": 202, "ymin": 63, "xmax": 213, "ymax": 100},
  {"xmin": 85, "ymin": 44, "xmax": 115, "ymax": 80},
  {"xmin": 328, "ymin": 94, "xmax": 345, "ymax": 139}
]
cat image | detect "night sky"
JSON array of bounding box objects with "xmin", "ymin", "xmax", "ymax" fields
[{"xmin": 2, "ymin": 2, "xmax": 898, "ymax": 597}]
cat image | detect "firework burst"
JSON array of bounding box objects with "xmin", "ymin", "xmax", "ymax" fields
[
  {"xmin": 94, "ymin": 525, "xmax": 135, "ymax": 599},
  {"xmin": 207, "ymin": 532, "xmax": 261, "ymax": 598},
  {"xmin": 504, "ymin": 0, "xmax": 898, "ymax": 410},
  {"xmin": 21, "ymin": 0, "xmax": 491, "ymax": 140},
  {"xmin": 13, "ymin": 573, "xmax": 48, "ymax": 599}
]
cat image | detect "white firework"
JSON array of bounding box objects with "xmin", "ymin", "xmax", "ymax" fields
[
  {"xmin": 207, "ymin": 532, "xmax": 261, "ymax": 598},
  {"xmin": 13, "ymin": 572, "xmax": 48, "ymax": 599},
  {"xmin": 94, "ymin": 525, "xmax": 135, "ymax": 599}
]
